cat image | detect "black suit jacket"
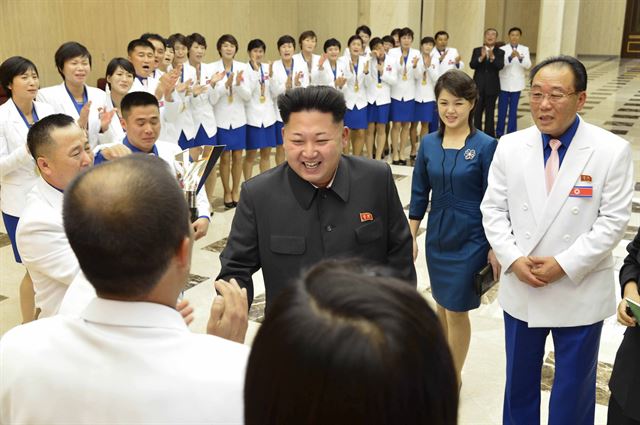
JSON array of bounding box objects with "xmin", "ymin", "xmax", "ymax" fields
[
  {"xmin": 469, "ymin": 46, "xmax": 505, "ymax": 96},
  {"xmin": 217, "ymin": 156, "xmax": 417, "ymax": 311},
  {"xmin": 609, "ymin": 233, "xmax": 640, "ymax": 420}
]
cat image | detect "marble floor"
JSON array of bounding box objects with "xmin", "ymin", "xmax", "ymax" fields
[{"xmin": 2, "ymin": 56, "xmax": 640, "ymax": 424}]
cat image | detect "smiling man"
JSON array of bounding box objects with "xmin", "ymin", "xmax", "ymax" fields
[
  {"xmin": 217, "ymin": 86, "xmax": 416, "ymax": 312},
  {"xmin": 481, "ymin": 56, "xmax": 633, "ymax": 425}
]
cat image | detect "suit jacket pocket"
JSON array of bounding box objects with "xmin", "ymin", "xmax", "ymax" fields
[
  {"xmin": 355, "ymin": 220, "xmax": 383, "ymax": 244},
  {"xmin": 270, "ymin": 235, "xmax": 306, "ymax": 255}
]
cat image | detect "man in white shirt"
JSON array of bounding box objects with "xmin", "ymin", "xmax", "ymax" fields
[
  {"xmin": 431, "ymin": 31, "xmax": 464, "ymax": 76},
  {"xmin": 1, "ymin": 154, "xmax": 250, "ymax": 424},
  {"xmin": 497, "ymin": 27, "xmax": 531, "ymax": 137}
]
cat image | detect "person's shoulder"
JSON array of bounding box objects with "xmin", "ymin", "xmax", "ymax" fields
[
  {"xmin": 244, "ymin": 162, "xmax": 287, "ymax": 190},
  {"xmin": 155, "ymin": 140, "xmax": 181, "ymax": 153},
  {"xmin": 472, "ymin": 130, "xmax": 497, "ymax": 145},
  {"xmin": 1, "ymin": 315, "xmax": 69, "ymax": 355},
  {"xmin": 343, "ymin": 155, "xmax": 390, "ymax": 176},
  {"xmin": 18, "ymin": 182, "xmax": 51, "ymax": 223},
  {"xmin": 188, "ymin": 332, "xmax": 251, "ymax": 358},
  {"xmin": 579, "ymin": 119, "xmax": 629, "ymax": 150},
  {"xmin": 87, "ymin": 85, "xmax": 107, "ymax": 98}
]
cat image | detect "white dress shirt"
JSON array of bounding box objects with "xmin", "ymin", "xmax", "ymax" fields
[
  {"xmin": 499, "ymin": 44, "xmax": 532, "ymax": 92},
  {"xmin": 0, "ymin": 297, "xmax": 249, "ymax": 424}
]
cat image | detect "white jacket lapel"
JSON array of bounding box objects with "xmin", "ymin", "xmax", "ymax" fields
[{"xmin": 523, "ymin": 135, "xmax": 546, "ymax": 225}]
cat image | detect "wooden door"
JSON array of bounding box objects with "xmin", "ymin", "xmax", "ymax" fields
[{"xmin": 622, "ymin": 0, "xmax": 640, "ymax": 58}]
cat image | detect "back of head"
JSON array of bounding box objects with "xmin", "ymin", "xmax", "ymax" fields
[
  {"xmin": 277, "ymin": 85, "xmax": 346, "ymax": 125},
  {"xmin": 245, "ymin": 260, "xmax": 458, "ymax": 425},
  {"xmin": 120, "ymin": 91, "xmax": 159, "ymax": 119},
  {"xmin": 63, "ymin": 155, "xmax": 190, "ymax": 298}
]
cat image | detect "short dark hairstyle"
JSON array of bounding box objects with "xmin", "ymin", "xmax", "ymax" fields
[
  {"xmin": 27, "ymin": 113, "xmax": 76, "ymax": 159},
  {"xmin": 390, "ymin": 28, "xmax": 402, "ymax": 37},
  {"xmin": 508, "ymin": 27, "xmax": 523, "ymax": 35},
  {"xmin": 421, "ymin": 36, "xmax": 436, "ymax": 46},
  {"xmin": 370, "ymin": 37, "xmax": 383, "ymax": 50},
  {"xmin": 245, "ymin": 261, "xmax": 458, "ymax": 425},
  {"xmin": 298, "ymin": 30, "xmax": 317, "ymax": 46},
  {"xmin": 277, "ymin": 86, "xmax": 347, "ymax": 125},
  {"xmin": 106, "ymin": 57, "xmax": 135, "ymax": 79},
  {"xmin": 434, "ymin": 70, "xmax": 478, "ymax": 135},
  {"xmin": 54, "ymin": 41, "xmax": 92, "ymax": 79},
  {"xmin": 399, "ymin": 27, "xmax": 414, "ymax": 39},
  {"xmin": 277, "ymin": 35, "xmax": 296, "ymax": 50},
  {"xmin": 216, "ymin": 34, "xmax": 239, "ymax": 56},
  {"xmin": 529, "ymin": 55, "xmax": 588, "ymax": 92},
  {"xmin": 64, "ymin": 155, "xmax": 191, "ymax": 298},
  {"xmin": 355, "ymin": 25, "xmax": 372, "ymax": 36},
  {"xmin": 167, "ymin": 33, "xmax": 189, "ymax": 49},
  {"xmin": 323, "ymin": 38, "xmax": 341, "ymax": 52},
  {"xmin": 247, "ymin": 38, "xmax": 266, "ymax": 53},
  {"xmin": 381, "ymin": 35, "xmax": 395, "ymax": 46},
  {"xmin": 434, "ymin": 30, "xmax": 449, "ymax": 40},
  {"xmin": 0, "ymin": 56, "xmax": 38, "ymax": 97},
  {"xmin": 127, "ymin": 38, "xmax": 155, "ymax": 55},
  {"xmin": 484, "ymin": 27, "xmax": 498, "ymax": 36},
  {"xmin": 187, "ymin": 32, "xmax": 207, "ymax": 49},
  {"xmin": 347, "ymin": 35, "xmax": 363, "ymax": 47},
  {"xmin": 120, "ymin": 91, "xmax": 159, "ymax": 119},
  {"xmin": 140, "ymin": 33, "xmax": 166, "ymax": 46}
]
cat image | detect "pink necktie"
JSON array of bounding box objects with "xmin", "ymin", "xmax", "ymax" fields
[{"xmin": 545, "ymin": 139, "xmax": 561, "ymax": 194}]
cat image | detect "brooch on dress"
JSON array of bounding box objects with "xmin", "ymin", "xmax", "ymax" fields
[{"xmin": 464, "ymin": 149, "xmax": 476, "ymax": 160}]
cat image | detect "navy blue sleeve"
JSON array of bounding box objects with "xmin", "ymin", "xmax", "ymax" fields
[{"xmin": 409, "ymin": 136, "xmax": 432, "ymax": 220}]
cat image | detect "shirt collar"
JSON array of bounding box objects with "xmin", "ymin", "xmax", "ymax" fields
[
  {"xmin": 288, "ymin": 156, "xmax": 350, "ymax": 210},
  {"xmin": 37, "ymin": 176, "xmax": 64, "ymax": 210},
  {"xmin": 123, "ymin": 136, "xmax": 158, "ymax": 156},
  {"xmin": 81, "ymin": 297, "xmax": 188, "ymax": 331},
  {"xmin": 542, "ymin": 115, "xmax": 580, "ymax": 151}
]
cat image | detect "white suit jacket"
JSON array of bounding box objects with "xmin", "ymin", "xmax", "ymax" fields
[
  {"xmin": 16, "ymin": 177, "xmax": 79, "ymax": 318},
  {"xmin": 414, "ymin": 57, "xmax": 439, "ymax": 103},
  {"xmin": 97, "ymin": 93, "xmax": 125, "ymax": 145},
  {"xmin": 481, "ymin": 118, "xmax": 633, "ymax": 327},
  {"xmin": 292, "ymin": 52, "xmax": 320, "ymax": 87},
  {"xmin": 388, "ymin": 47, "xmax": 421, "ymax": 101},
  {"xmin": 209, "ymin": 60, "xmax": 250, "ymax": 129},
  {"xmin": 0, "ymin": 100, "xmax": 54, "ymax": 216},
  {"xmin": 37, "ymin": 83, "xmax": 108, "ymax": 148},
  {"xmin": 430, "ymin": 47, "xmax": 465, "ymax": 77},
  {"xmin": 244, "ymin": 62, "xmax": 277, "ymax": 128},
  {"xmin": 271, "ymin": 58, "xmax": 309, "ymax": 121},
  {"xmin": 340, "ymin": 56, "xmax": 369, "ymax": 110},
  {"xmin": 0, "ymin": 298, "xmax": 249, "ymax": 424},
  {"xmin": 498, "ymin": 44, "xmax": 531, "ymax": 92},
  {"xmin": 365, "ymin": 55, "xmax": 398, "ymax": 106},
  {"xmin": 189, "ymin": 62, "xmax": 218, "ymax": 138}
]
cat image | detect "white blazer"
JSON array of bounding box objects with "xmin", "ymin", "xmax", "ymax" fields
[
  {"xmin": 16, "ymin": 177, "xmax": 79, "ymax": 319},
  {"xmin": 480, "ymin": 118, "xmax": 634, "ymax": 327},
  {"xmin": 292, "ymin": 52, "xmax": 320, "ymax": 87},
  {"xmin": 341, "ymin": 56, "xmax": 369, "ymax": 110},
  {"xmin": 189, "ymin": 62, "xmax": 218, "ymax": 138},
  {"xmin": 244, "ymin": 62, "xmax": 277, "ymax": 128},
  {"xmin": 366, "ymin": 55, "xmax": 398, "ymax": 106},
  {"xmin": 387, "ymin": 48, "xmax": 421, "ymax": 101},
  {"xmin": 414, "ymin": 56, "xmax": 439, "ymax": 103},
  {"xmin": 0, "ymin": 100, "xmax": 54, "ymax": 216},
  {"xmin": 98, "ymin": 92, "xmax": 126, "ymax": 145},
  {"xmin": 37, "ymin": 83, "xmax": 108, "ymax": 148},
  {"xmin": 499, "ymin": 44, "xmax": 531, "ymax": 92},
  {"xmin": 209, "ymin": 60, "xmax": 250, "ymax": 129},
  {"xmin": 430, "ymin": 47, "xmax": 465, "ymax": 77},
  {"xmin": 271, "ymin": 59, "xmax": 309, "ymax": 122}
]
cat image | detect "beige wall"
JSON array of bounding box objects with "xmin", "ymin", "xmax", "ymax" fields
[
  {"xmin": 576, "ymin": 0, "xmax": 626, "ymax": 55},
  {"xmin": 503, "ymin": 0, "xmax": 540, "ymax": 53}
]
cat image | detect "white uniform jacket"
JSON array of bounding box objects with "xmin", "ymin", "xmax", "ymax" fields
[
  {"xmin": 341, "ymin": 56, "xmax": 369, "ymax": 110},
  {"xmin": 0, "ymin": 297, "xmax": 249, "ymax": 424},
  {"xmin": 244, "ymin": 62, "xmax": 277, "ymax": 128},
  {"xmin": 97, "ymin": 92, "xmax": 125, "ymax": 145},
  {"xmin": 414, "ymin": 56, "xmax": 439, "ymax": 103},
  {"xmin": 37, "ymin": 83, "xmax": 108, "ymax": 148},
  {"xmin": 189, "ymin": 62, "xmax": 218, "ymax": 138},
  {"xmin": 16, "ymin": 177, "xmax": 79, "ymax": 318},
  {"xmin": 0, "ymin": 100, "xmax": 54, "ymax": 216},
  {"xmin": 480, "ymin": 118, "xmax": 633, "ymax": 327},
  {"xmin": 271, "ymin": 58, "xmax": 309, "ymax": 122},
  {"xmin": 498, "ymin": 44, "xmax": 531, "ymax": 92},
  {"xmin": 366, "ymin": 55, "xmax": 398, "ymax": 106},
  {"xmin": 209, "ymin": 60, "xmax": 250, "ymax": 130},
  {"xmin": 292, "ymin": 52, "xmax": 320, "ymax": 87},
  {"xmin": 387, "ymin": 48, "xmax": 421, "ymax": 101},
  {"xmin": 430, "ymin": 47, "xmax": 465, "ymax": 77}
]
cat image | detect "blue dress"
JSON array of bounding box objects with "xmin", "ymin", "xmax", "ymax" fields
[{"xmin": 409, "ymin": 130, "xmax": 497, "ymax": 311}]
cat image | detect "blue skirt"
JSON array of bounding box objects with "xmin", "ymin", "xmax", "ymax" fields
[
  {"xmin": 390, "ymin": 99, "xmax": 416, "ymax": 123},
  {"xmin": 367, "ymin": 103, "xmax": 391, "ymax": 124},
  {"xmin": 2, "ymin": 212, "xmax": 21, "ymax": 263},
  {"xmin": 274, "ymin": 121, "xmax": 284, "ymax": 146},
  {"xmin": 217, "ymin": 126, "xmax": 247, "ymax": 151},
  {"xmin": 344, "ymin": 105, "xmax": 368, "ymax": 129},
  {"xmin": 414, "ymin": 100, "xmax": 436, "ymax": 123},
  {"xmin": 193, "ymin": 125, "xmax": 218, "ymax": 147},
  {"xmin": 177, "ymin": 131, "xmax": 192, "ymax": 150},
  {"xmin": 247, "ymin": 124, "xmax": 277, "ymax": 149}
]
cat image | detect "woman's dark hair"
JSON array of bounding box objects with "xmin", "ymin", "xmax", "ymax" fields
[
  {"xmin": 529, "ymin": 55, "xmax": 588, "ymax": 92},
  {"xmin": 390, "ymin": 28, "xmax": 402, "ymax": 37},
  {"xmin": 216, "ymin": 34, "xmax": 239, "ymax": 56},
  {"xmin": 434, "ymin": 69, "xmax": 478, "ymax": 135},
  {"xmin": 0, "ymin": 56, "xmax": 39, "ymax": 97},
  {"xmin": 54, "ymin": 41, "xmax": 92, "ymax": 79},
  {"xmin": 167, "ymin": 33, "xmax": 189, "ymax": 48},
  {"xmin": 277, "ymin": 86, "xmax": 346, "ymax": 125},
  {"xmin": 399, "ymin": 27, "xmax": 414, "ymax": 39},
  {"xmin": 355, "ymin": 25, "xmax": 372, "ymax": 36},
  {"xmin": 370, "ymin": 37, "xmax": 383, "ymax": 50},
  {"xmin": 245, "ymin": 260, "xmax": 458, "ymax": 425},
  {"xmin": 277, "ymin": 35, "xmax": 296, "ymax": 50},
  {"xmin": 298, "ymin": 30, "xmax": 317, "ymax": 46},
  {"xmin": 347, "ymin": 35, "xmax": 363, "ymax": 47},
  {"xmin": 421, "ymin": 36, "xmax": 436, "ymax": 46},
  {"xmin": 381, "ymin": 35, "xmax": 395, "ymax": 45},
  {"xmin": 187, "ymin": 32, "xmax": 207, "ymax": 49},
  {"xmin": 105, "ymin": 58, "xmax": 135, "ymax": 90},
  {"xmin": 323, "ymin": 38, "xmax": 341, "ymax": 52},
  {"xmin": 247, "ymin": 39, "xmax": 266, "ymax": 53}
]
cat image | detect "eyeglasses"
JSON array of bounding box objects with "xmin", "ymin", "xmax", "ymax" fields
[{"xmin": 529, "ymin": 91, "xmax": 578, "ymax": 104}]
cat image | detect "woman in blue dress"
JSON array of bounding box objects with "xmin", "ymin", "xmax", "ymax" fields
[{"xmin": 409, "ymin": 69, "xmax": 500, "ymax": 387}]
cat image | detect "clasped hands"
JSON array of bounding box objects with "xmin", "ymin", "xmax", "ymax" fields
[{"xmin": 511, "ymin": 256, "xmax": 565, "ymax": 288}]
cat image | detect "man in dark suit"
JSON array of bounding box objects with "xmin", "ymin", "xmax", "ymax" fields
[
  {"xmin": 217, "ymin": 86, "xmax": 416, "ymax": 311},
  {"xmin": 469, "ymin": 28, "xmax": 505, "ymax": 137}
]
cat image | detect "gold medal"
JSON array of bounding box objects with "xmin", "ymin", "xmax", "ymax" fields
[
  {"xmin": 377, "ymin": 83, "xmax": 382, "ymax": 88},
  {"xmin": 354, "ymin": 84, "xmax": 359, "ymax": 92},
  {"xmin": 422, "ymin": 79, "xmax": 427, "ymax": 86},
  {"xmin": 259, "ymin": 95, "xmax": 266, "ymax": 103},
  {"xmin": 402, "ymin": 74, "xmax": 408, "ymax": 81},
  {"xmin": 228, "ymin": 95, "xmax": 234, "ymax": 103}
]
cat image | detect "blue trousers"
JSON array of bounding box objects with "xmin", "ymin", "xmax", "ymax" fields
[
  {"xmin": 496, "ymin": 91, "xmax": 521, "ymax": 137},
  {"xmin": 503, "ymin": 312, "xmax": 603, "ymax": 425}
]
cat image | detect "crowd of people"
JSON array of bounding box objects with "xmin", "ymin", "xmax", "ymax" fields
[{"xmin": 0, "ymin": 22, "xmax": 639, "ymax": 425}]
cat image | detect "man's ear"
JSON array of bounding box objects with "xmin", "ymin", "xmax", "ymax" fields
[
  {"xmin": 341, "ymin": 126, "xmax": 350, "ymax": 149},
  {"xmin": 120, "ymin": 117, "xmax": 128, "ymax": 132},
  {"xmin": 36, "ymin": 156, "xmax": 51, "ymax": 177},
  {"xmin": 175, "ymin": 236, "xmax": 192, "ymax": 270}
]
